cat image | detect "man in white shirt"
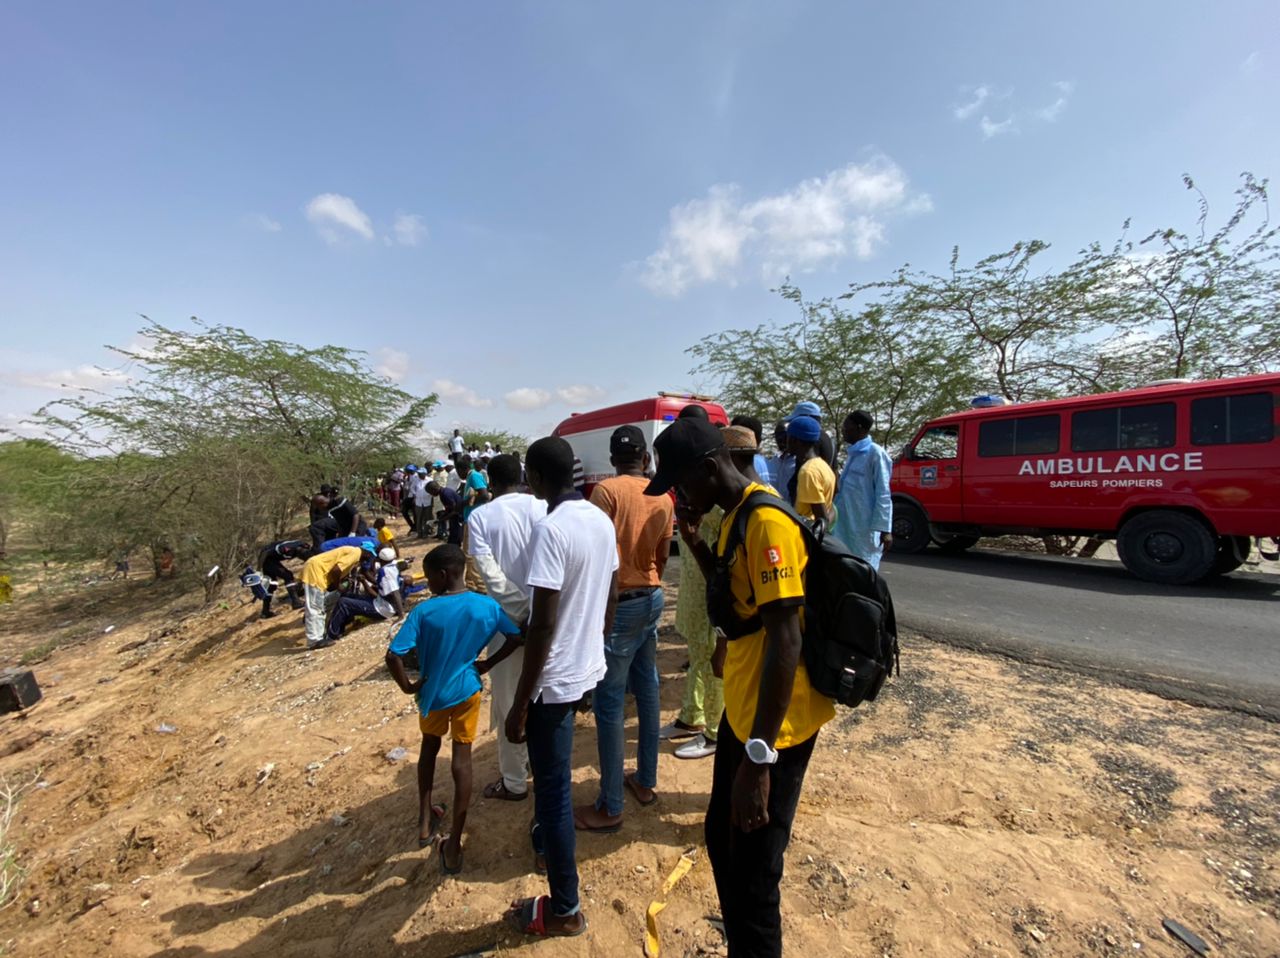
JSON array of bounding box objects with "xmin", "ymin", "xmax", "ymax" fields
[
  {"xmin": 466, "ymin": 454, "xmax": 547, "ymax": 802},
  {"xmin": 407, "ymin": 468, "xmax": 431, "ymax": 540},
  {"xmin": 449, "ymin": 429, "xmax": 465, "ymax": 464},
  {"xmin": 504, "ymin": 437, "xmax": 617, "ymax": 939}
]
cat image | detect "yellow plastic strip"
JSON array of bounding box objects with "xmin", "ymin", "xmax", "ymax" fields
[{"xmin": 644, "ymin": 849, "xmax": 697, "ymax": 958}]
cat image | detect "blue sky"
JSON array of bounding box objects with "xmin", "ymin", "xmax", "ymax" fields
[{"xmin": 1, "ymin": 2, "xmax": 1275, "ymax": 444}]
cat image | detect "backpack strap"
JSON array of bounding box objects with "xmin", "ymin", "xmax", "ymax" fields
[{"xmin": 714, "ymin": 490, "xmax": 812, "ymax": 638}]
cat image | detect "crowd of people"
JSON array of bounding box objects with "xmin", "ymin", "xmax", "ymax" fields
[{"xmin": 248, "ymin": 410, "xmax": 893, "ymax": 956}]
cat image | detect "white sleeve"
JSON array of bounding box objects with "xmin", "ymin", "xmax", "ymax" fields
[
  {"xmin": 475, "ymin": 552, "xmax": 531, "ymax": 623},
  {"xmin": 526, "ymin": 522, "xmax": 566, "ymax": 591},
  {"xmin": 467, "ymin": 513, "xmax": 491, "ymax": 557}
]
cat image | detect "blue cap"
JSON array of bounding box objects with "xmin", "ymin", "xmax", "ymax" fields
[
  {"xmin": 786, "ymin": 415, "xmax": 822, "ymax": 442},
  {"xmin": 360, "ymin": 541, "xmax": 378, "ymax": 555},
  {"xmin": 405, "ymin": 464, "xmax": 418, "ymax": 473},
  {"xmin": 786, "ymin": 401, "xmax": 822, "ymax": 421}
]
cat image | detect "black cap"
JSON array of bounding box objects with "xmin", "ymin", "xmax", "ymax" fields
[
  {"xmin": 644, "ymin": 418, "xmax": 725, "ymax": 496},
  {"xmin": 610, "ymin": 424, "xmax": 647, "ymax": 457}
]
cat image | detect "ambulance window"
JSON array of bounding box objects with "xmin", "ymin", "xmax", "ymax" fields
[
  {"xmin": 912, "ymin": 425, "xmax": 958, "ymax": 460},
  {"xmin": 978, "ymin": 415, "xmax": 1059, "ymax": 457},
  {"xmin": 1191, "ymin": 392, "xmax": 1275, "ymax": 445},
  {"xmin": 1072, "ymin": 403, "xmax": 1175, "ymax": 451}
]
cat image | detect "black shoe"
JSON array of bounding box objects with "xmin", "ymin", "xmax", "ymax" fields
[{"xmin": 261, "ymin": 610, "xmax": 277, "ymax": 619}]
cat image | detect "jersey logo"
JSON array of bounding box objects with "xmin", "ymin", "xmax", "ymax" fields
[{"xmin": 763, "ymin": 545, "xmax": 784, "ymax": 566}]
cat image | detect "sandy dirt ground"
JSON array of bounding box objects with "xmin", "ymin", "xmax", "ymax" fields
[{"xmin": 1, "ymin": 530, "xmax": 1278, "ymax": 958}]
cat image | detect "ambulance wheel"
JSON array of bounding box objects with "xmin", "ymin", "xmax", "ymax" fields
[
  {"xmin": 891, "ymin": 503, "xmax": 932, "ymax": 554},
  {"xmin": 1210, "ymin": 536, "xmax": 1251, "ymax": 576},
  {"xmin": 1117, "ymin": 511, "xmax": 1215, "ymax": 584},
  {"xmin": 933, "ymin": 533, "xmax": 980, "ymax": 554}
]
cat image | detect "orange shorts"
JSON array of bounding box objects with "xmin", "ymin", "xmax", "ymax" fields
[{"xmin": 419, "ymin": 690, "xmax": 482, "ymax": 743}]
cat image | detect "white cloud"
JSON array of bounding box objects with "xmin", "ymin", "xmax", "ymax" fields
[
  {"xmin": 9, "ymin": 364, "xmax": 131, "ymax": 393},
  {"xmin": 555, "ymin": 384, "xmax": 607, "ymax": 406},
  {"xmin": 248, "ymin": 213, "xmax": 282, "ymax": 233},
  {"xmin": 1240, "ymin": 51, "xmax": 1260, "ymax": 74},
  {"xmin": 980, "ymin": 115, "xmax": 1016, "ymax": 139},
  {"xmin": 392, "ymin": 212, "xmax": 428, "ymax": 247},
  {"xmin": 640, "ymin": 158, "xmax": 929, "ymax": 295},
  {"xmin": 305, "ymin": 193, "xmax": 374, "ymax": 244},
  {"xmin": 504, "ymin": 387, "xmax": 553, "ymax": 411},
  {"xmin": 432, "ymin": 378, "xmax": 493, "ymax": 409},
  {"xmin": 374, "ymin": 348, "xmax": 410, "ymax": 382},
  {"xmin": 1035, "ymin": 80, "xmax": 1075, "ymax": 122},
  {"xmin": 953, "ymin": 85, "xmax": 991, "ymax": 120}
]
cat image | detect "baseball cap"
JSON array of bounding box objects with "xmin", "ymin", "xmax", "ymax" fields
[
  {"xmin": 405, "ymin": 464, "xmax": 418, "ymax": 473},
  {"xmin": 644, "ymin": 418, "xmax": 725, "ymax": 496},
  {"xmin": 359, "ymin": 541, "xmax": 378, "ymax": 556},
  {"xmin": 785, "ymin": 401, "xmax": 822, "ymax": 421},
  {"xmin": 610, "ymin": 424, "xmax": 647, "ymax": 457},
  {"xmin": 720, "ymin": 425, "xmax": 759, "ymax": 452},
  {"xmin": 787, "ymin": 415, "xmax": 822, "ymax": 443},
  {"xmin": 377, "ymin": 547, "xmax": 396, "ymax": 562}
]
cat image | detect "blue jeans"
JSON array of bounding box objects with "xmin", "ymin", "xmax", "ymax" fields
[
  {"xmin": 592, "ymin": 587, "xmax": 663, "ymax": 816},
  {"xmin": 326, "ymin": 595, "xmax": 379, "ymax": 640},
  {"xmin": 526, "ymin": 698, "xmax": 580, "ymax": 918}
]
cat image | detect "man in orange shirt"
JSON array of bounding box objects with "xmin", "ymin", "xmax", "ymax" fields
[{"xmin": 574, "ymin": 426, "xmax": 674, "ymax": 832}]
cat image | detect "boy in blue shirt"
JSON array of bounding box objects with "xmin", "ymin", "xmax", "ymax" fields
[{"xmin": 386, "ymin": 544, "xmax": 522, "ymax": 874}]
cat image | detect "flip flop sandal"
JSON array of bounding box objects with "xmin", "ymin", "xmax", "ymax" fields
[
  {"xmin": 573, "ymin": 809, "xmax": 623, "ymax": 833},
  {"xmin": 439, "ymin": 841, "xmax": 463, "ymax": 875},
  {"xmin": 625, "ymin": 773, "xmax": 658, "ymax": 807},
  {"xmin": 506, "ymin": 896, "xmax": 589, "ymax": 938},
  {"xmin": 483, "ymin": 780, "xmax": 529, "ymax": 801},
  {"xmin": 418, "ymin": 804, "xmax": 447, "ymax": 848}
]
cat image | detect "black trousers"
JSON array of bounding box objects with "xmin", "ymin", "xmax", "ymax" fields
[{"xmin": 705, "ymin": 716, "xmax": 817, "ymax": 958}]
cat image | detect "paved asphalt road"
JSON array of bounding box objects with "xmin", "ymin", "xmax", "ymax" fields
[{"xmin": 879, "ymin": 549, "xmax": 1280, "ymax": 717}]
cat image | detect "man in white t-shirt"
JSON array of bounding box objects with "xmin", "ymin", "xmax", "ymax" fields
[
  {"xmin": 449, "ymin": 429, "xmax": 465, "ymax": 464},
  {"xmin": 466, "ymin": 453, "xmax": 547, "ymax": 802},
  {"xmin": 504, "ymin": 437, "xmax": 617, "ymax": 939},
  {"xmin": 406, "ymin": 468, "xmax": 431, "ymax": 540}
]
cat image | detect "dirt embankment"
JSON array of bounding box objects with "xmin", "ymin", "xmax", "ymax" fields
[{"xmin": 1, "ymin": 534, "xmax": 1277, "ymax": 957}]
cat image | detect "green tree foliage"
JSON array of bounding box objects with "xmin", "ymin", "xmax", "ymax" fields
[
  {"xmin": 460, "ymin": 429, "xmax": 530, "ymax": 455},
  {"xmin": 27, "ymin": 320, "xmax": 436, "ymax": 597},
  {"xmin": 689, "ymin": 173, "xmax": 1279, "ymax": 446}
]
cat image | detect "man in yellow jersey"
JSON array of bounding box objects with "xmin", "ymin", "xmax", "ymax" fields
[{"xmin": 645, "ymin": 417, "xmax": 833, "ymax": 958}]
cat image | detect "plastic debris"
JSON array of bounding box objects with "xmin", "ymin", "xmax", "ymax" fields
[
  {"xmin": 385, "ymin": 746, "xmax": 408, "ymax": 762},
  {"xmin": 207, "ymin": 565, "xmax": 220, "ymax": 578},
  {"xmin": 103, "ymin": 625, "xmax": 115, "ymax": 634},
  {"xmin": 154, "ymin": 723, "xmax": 177, "ymax": 734},
  {"xmin": 1162, "ymin": 918, "xmax": 1209, "ymax": 956},
  {"xmin": 256, "ymin": 762, "xmax": 275, "ymax": 786}
]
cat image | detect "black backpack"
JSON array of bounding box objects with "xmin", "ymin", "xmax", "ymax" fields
[{"xmin": 706, "ymin": 491, "xmax": 899, "ymax": 709}]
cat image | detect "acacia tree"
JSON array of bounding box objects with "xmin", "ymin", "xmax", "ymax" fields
[
  {"xmin": 688, "ymin": 282, "xmax": 986, "ymax": 449},
  {"xmin": 31, "ymin": 320, "xmax": 436, "ymax": 598}
]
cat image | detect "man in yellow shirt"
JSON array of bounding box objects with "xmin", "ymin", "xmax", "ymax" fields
[
  {"xmin": 298, "ymin": 544, "xmax": 368, "ymax": 649},
  {"xmin": 646, "ymin": 417, "xmax": 833, "ymax": 958},
  {"xmin": 787, "ymin": 414, "xmax": 836, "ymax": 535}
]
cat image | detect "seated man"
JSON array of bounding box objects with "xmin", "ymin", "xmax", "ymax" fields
[{"xmin": 325, "ymin": 547, "xmax": 405, "ymax": 643}]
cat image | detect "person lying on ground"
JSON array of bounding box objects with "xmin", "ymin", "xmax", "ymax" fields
[{"xmin": 384, "ymin": 545, "xmax": 523, "ymax": 873}]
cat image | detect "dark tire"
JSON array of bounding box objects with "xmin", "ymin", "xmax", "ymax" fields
[
  {"xmin": 1116, "ymin": 511, "xmax": 1216, "ymax": 585},
  {"xmin": 1210, "ymin": 536, "xmax": 1251, "ymax": 576},
  {"xmin": 891, "ymin": 502, "xmax": 932, "ymax": 554},
  {"xmin": 933, "ymin": 532, "xmax": 980, "ymax": 554}
]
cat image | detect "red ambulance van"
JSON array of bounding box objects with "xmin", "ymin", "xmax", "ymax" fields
[
  {"xmin": 552, "ymin": 392, "xmax": 729, "ymax": 495},
  {"xmin": 890, "ymin": 373, "xmax": 1280, "ymax": 584}
]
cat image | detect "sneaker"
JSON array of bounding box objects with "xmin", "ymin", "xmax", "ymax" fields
[
  {"xmin": 659, "ymin": 721, "xmax": 702, "ymax": 741},
  {"xmin": 674, "ymin": 734, "xmax": 717, "ymax": 760}
]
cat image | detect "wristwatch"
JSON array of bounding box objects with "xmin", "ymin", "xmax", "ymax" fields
[{"xmin": 745, "ymin": 737, "xmax": 778, "ymax": 765}]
